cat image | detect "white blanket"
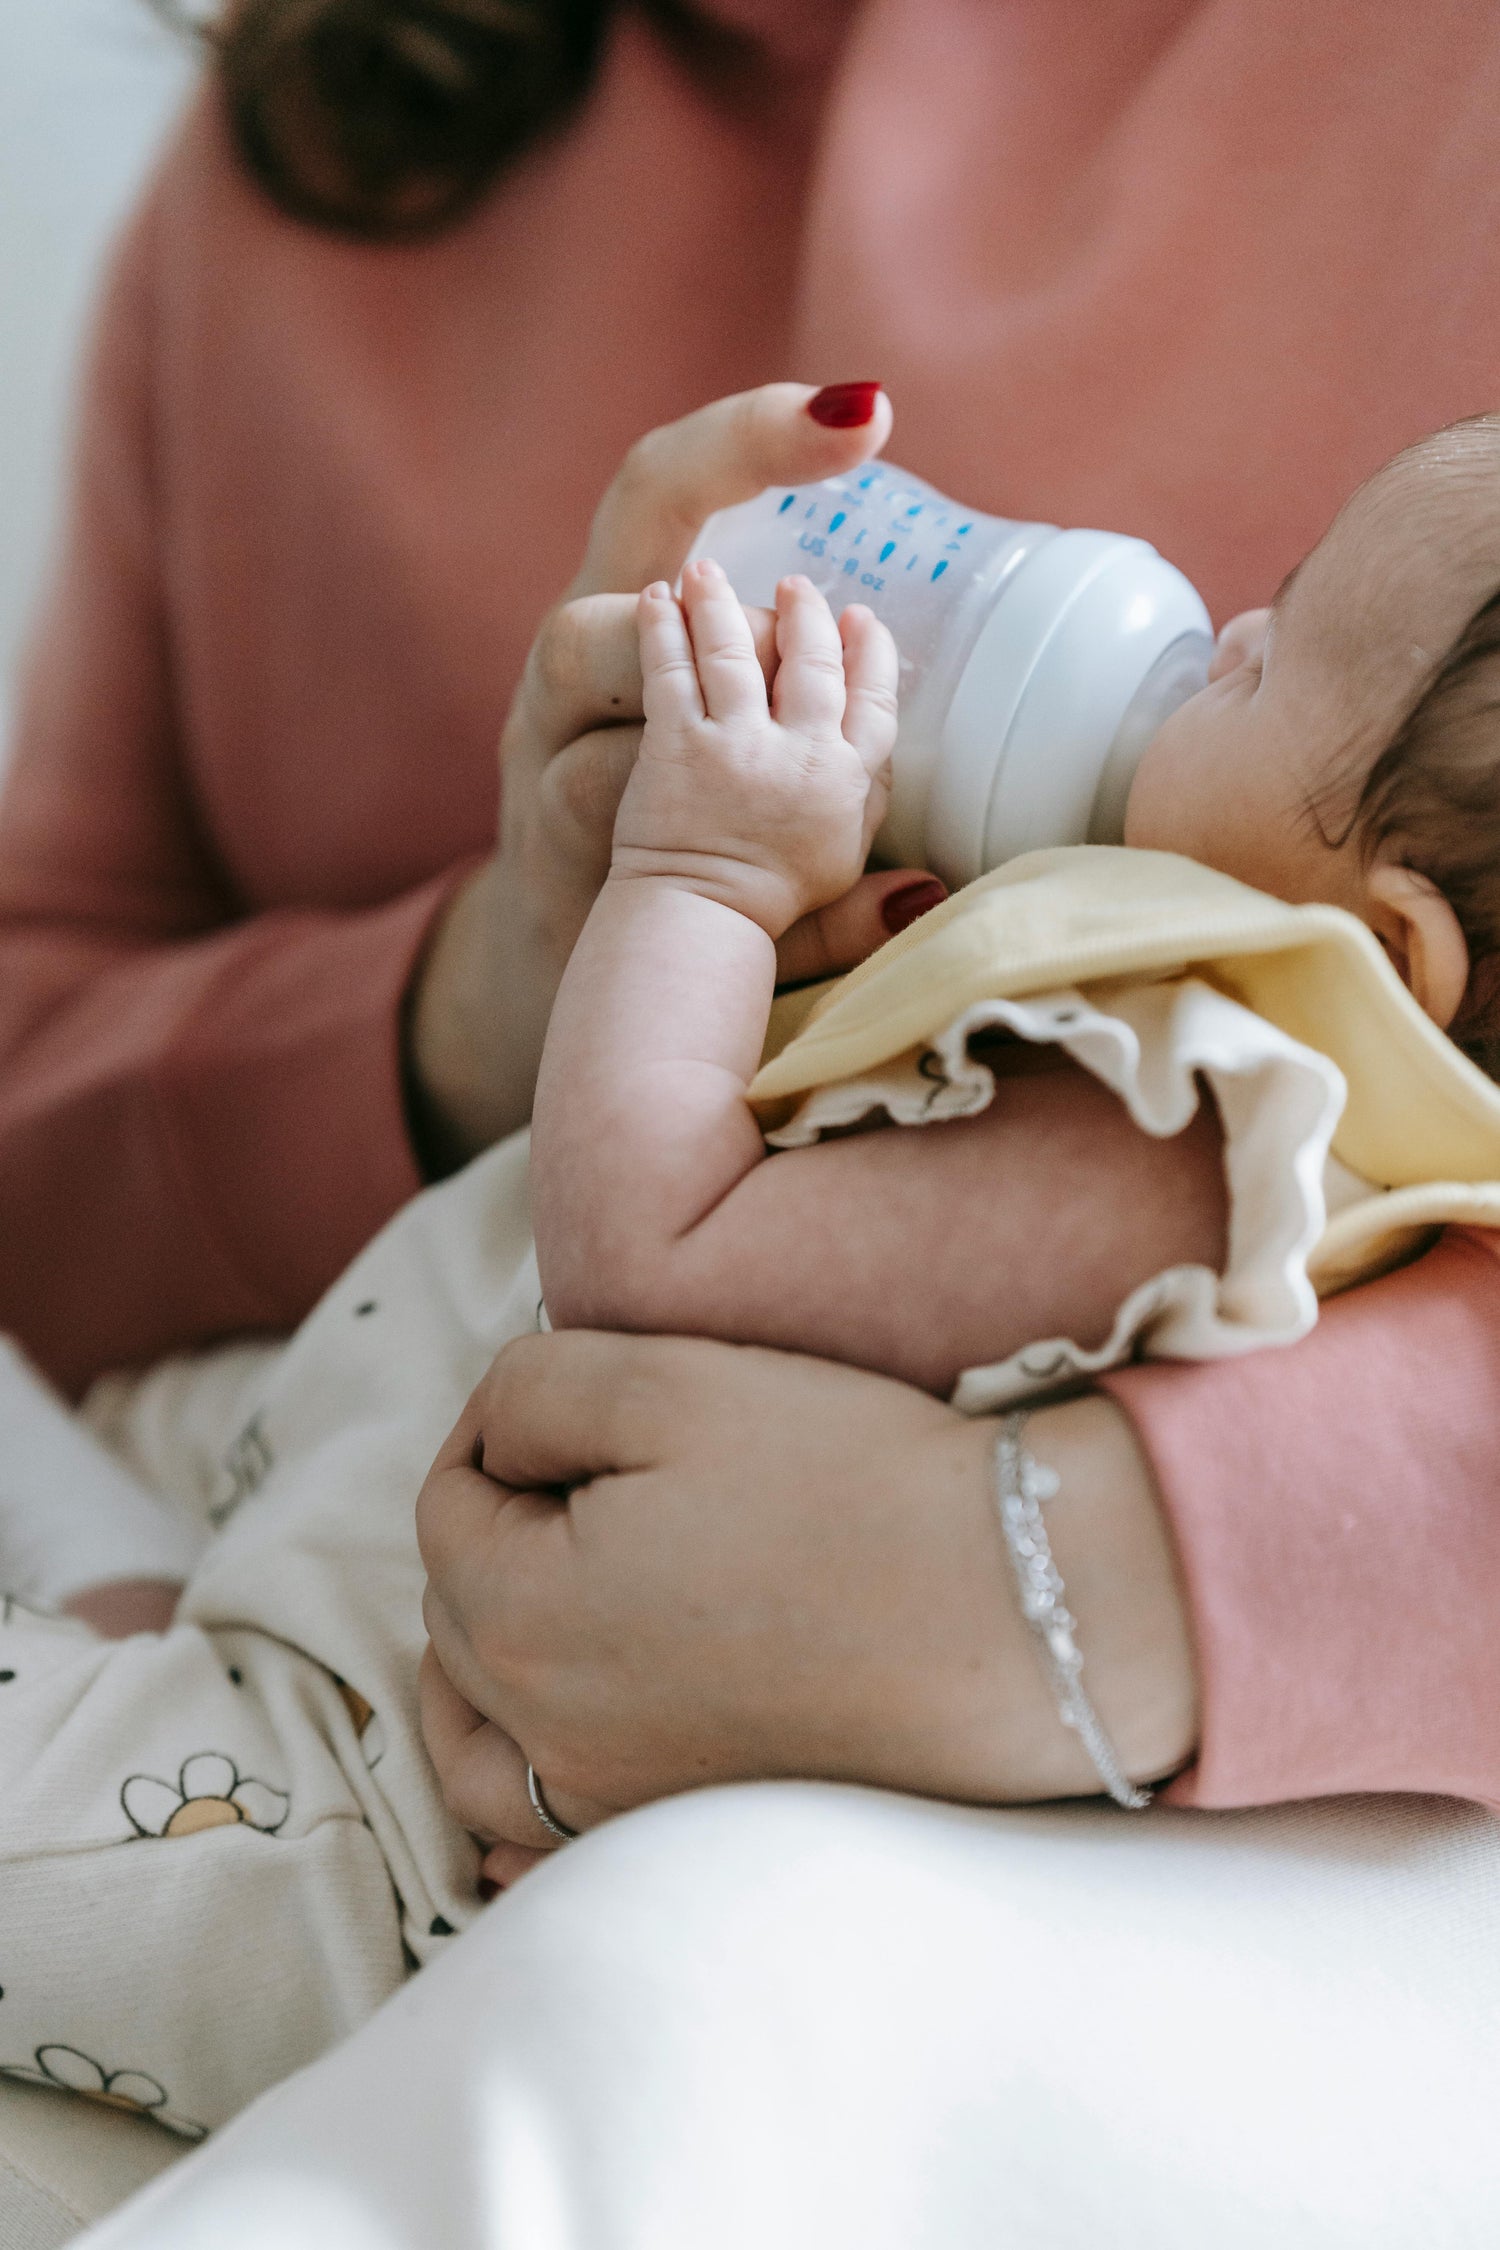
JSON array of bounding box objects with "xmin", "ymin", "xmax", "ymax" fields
[{"xmin": 69, "ymin": 1784, "xmax": 1500, "ymax": 2249}]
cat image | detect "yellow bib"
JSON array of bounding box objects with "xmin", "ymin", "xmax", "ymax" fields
[{"xmin": 753, "ymin": 847, "xmax": 1500, "ymax": 1294}]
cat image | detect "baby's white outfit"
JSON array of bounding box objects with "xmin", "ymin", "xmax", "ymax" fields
[
  {"xmin": 6, "ymin": 847, "xmax": 1500, "ymax": 2141},
  {"xmin": 0, "ymin": 1131, "xmax": 543, "ymax": 2137}
]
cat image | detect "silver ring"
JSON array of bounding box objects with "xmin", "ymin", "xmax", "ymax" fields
[{"xmin": 526, "ymin": 1763, "xmax": 578, "ymax": 1843}]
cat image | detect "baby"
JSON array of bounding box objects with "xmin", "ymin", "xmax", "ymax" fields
[
  {"xmin": 3, "ymin": 413, "xmax": 1500, "ymax": 2142},
  {"xmin": 528, "ymin": 414, "xmax": 1500, "ymax": 1398}
]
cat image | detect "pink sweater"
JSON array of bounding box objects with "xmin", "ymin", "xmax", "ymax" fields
[{"xmin": 3, "ymin": 0, "xmax": 1498, "ymax": 1810}]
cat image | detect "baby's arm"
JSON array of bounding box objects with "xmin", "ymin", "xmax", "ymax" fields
[
  {"xmin": 533, "ymin": 565, "xmax": 1227, "ymax": 1396},
  {"xmin": 533, "ymin": 559, "xmax": 894, "ymax": 1328}
]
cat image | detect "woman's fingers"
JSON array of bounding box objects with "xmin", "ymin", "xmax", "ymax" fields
[
  {"xmin": 515, "ymin": 596, "xmax": 779, "ymax": 770},
  {"xmin": 415, "ymin": 1335, "xmax": 666, "ymax": 1702},
  {"xmin": 527, "ymin": 725, "xmax": 644, "ymax": 881},
  {"xmin": 839, "ymin": 603, "xmax": 901, "ymax": 775},
  {"xmin": 414, "ymin": 1418, "xmax": 572, "ymax": 1716},
  {"xmin": 416, "ymin": 1643, "xmax": 523, "ymax": 1846},
  {"xmin": 771, "ymin": 575, "xmax": 848, "ymax": 737},
  {"xmin": 774, "ymin": 867, "xmax": 947, "ymax": 984},
  {"xmin": 417, "ymin": 1646, "xmax": 591, "ymax": 1877},
  {"xmin": 421, "ymin": 1557, "xmax": 607, "ymax": 1840},
  {"xmin": 573, "ymin": 383, "xmax": 892, "ymax": 596},
  {"xmin": 446, "ymin": 1331, "xmax": 690, "ymax": 1494},
  {"xmin": 478, "ymin": 1838, "xmax": 550, "ymax": 1889},
  {"xmin": 679, "ymin": 560, "xmax": 770, "ymax": 724},
  {"xmin": 518, "ymin": 592, "xmax": 644, "ymax": 752}
]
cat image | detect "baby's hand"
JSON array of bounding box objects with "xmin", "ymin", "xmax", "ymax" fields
[{"xmin": 611, "ymin": 559, "xmax": 900, "ymax": 938}]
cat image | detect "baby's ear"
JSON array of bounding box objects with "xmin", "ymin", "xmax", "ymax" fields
[{"xmin": 1364, "ymin": 862, "xmax": 1470, "ymax": 1028}]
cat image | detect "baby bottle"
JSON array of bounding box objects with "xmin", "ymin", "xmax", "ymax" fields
[{"xmin": 689, "ymin": 461, "xmax": 1213, "ymax": 889}]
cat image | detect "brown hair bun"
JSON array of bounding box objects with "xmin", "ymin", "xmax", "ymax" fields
[{"xmin": 159, "ymin": 0, "xmax": 612, "ymax": 237}]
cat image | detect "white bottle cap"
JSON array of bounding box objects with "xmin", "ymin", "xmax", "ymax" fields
[{"xmin": 923, "ymin": 531, "xmax": 1213, "ymax": 886}]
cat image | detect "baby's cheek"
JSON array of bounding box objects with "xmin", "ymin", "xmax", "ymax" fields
[
  {"xmin": 1123, "ymin": 713, "xmax": 1230, "ymax": 863},
  {"xmin": 1121, "ymin": 743, "xmax": 1183, "ymax": 851}
]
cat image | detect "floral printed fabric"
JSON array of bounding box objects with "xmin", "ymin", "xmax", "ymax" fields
[
  {"xmin": 0, "ymin": 1603, "xmax": 408, "ymax": 2134},
  {"xmin": 0, "ymin": 1131, "xmax": 544, "ymax": 2134},
  {"xmin": 0, "ymin": 1012, "xmax": 1379, "ymax": 2139}
]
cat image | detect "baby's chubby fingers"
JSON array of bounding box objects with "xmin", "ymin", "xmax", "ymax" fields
[
  {"xmin": 771, "ymin": 574, "xmax": 850, "ymax": 738},
  {"xmin": 636, "ymin": 579, "xmax": 706, "ymax": 731},
  {"xmin": 839, "ymin": 603, "xmax": 901, "ymax": 776},
  {"xmin": 678, "ymin": 557, "xmax": 771, "ymax": 725}
]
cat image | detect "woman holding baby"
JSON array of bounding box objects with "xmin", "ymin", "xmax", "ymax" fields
[{"xmin": 2, "ymin": 0, "xmax": 1499, "ymax": 2240}]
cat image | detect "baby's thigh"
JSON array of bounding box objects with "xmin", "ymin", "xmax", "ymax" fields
[{"xmin": 0, "ymin": 1602, "xmax": 406, "ymax": 2138}]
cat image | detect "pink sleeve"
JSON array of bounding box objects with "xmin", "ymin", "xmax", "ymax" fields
[
  {"xmin": 1102, "ymin": 1229, "xmax": 1500, "ymax": 1812},
  {"xmin": 0, "ymin": 188, "xmax": 462, "ymax": 1393}
]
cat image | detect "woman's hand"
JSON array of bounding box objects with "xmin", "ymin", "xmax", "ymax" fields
[
  {"xmin": 417, "ymin": 1334, "xmax": 1200, "ymax": 1882},
  {"xmin": 405, "ymin": 384, "xmax": 933, "ymax": 1169}
]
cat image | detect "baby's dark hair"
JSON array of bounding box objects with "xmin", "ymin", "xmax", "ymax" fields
[{"xmin": 1353, "ymin": 584, "xmax": 1500, "ymax": 1075}]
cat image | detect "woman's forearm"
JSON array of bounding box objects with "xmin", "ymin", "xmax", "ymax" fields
[
  {"xmin": 1013, "ymin": 1391, "xmax": 1199, "ymax": 1793},
  {"xmin": 418, "ymin": 1331, "xmax": 1197, "ymax": 1842},
  {"xmin": 405, "ymin": 855, "xmax": 575, "ymax": 1170},
  {"xmin": 425, "ymin": 1227, "xmax": 1500, "ymax": 1841},
  {"xmin": 888, "ymin": 1392, "xmax": 1198, "ymax": 1803},
  {"xmin": 0, "ymin": 879, "xmax": 459, "ymax": 1392}
]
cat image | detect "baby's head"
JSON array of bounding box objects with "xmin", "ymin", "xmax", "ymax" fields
[{"xmin": 1126, "ymin": 416, "xmax": 1500, "ymax": 1065}]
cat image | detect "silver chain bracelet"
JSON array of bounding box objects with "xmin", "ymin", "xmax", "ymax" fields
[{"xmin": 994, "ymin": 1412, "xmax": 1152, "ymax": 1811}]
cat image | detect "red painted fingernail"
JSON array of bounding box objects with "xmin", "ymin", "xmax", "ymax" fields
[
  {"xmin": 881, "ymin": 877, "xmax": 947, "ymax": 934},
  {"xmin": 477, "ymin": 1876, "xmax": 499, "ymax": 1902},
  {"xmin": 807, "ymin": 382, "xmax": 883, "ymax": 429}
]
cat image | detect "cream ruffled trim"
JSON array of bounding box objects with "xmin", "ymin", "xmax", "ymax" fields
[{"xmin": 767, "ymin": 976, "xmax": 1361, "ymax": 1410}]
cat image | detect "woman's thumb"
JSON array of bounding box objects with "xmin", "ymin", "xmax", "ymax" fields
[
  {"xmin": 575, "ymin": 383, "xmax": 892, "ymax": 597},
  {"xmin": 774, "ymin": 870, "xmax": 947, "ymax": 987}
]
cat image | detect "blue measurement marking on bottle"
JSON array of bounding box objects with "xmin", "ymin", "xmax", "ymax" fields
[
  {"xmin": 906, "ymin": 504, "xmax": 922, "ymax": 517},
  {"xmin": 931, "ymin": 559, "xmax": 949, "ymax": 581},
  {"xmin": 957, "ymin": 523, "xmax": 972, "ymax": 535},
  {"xmin": 778, "ymin": 494, "xmax": 795, "ymax": 514},
  {"xmin": 858, "ymin": 475, "xmax": 877, "ymax": 490},
  {"xmin": 829, "ymin": 512, "xmax": 846, "ymax": 533},
  {"xmin": 878, "ymin": 540, "xmax": 896, "ymax": 563}
]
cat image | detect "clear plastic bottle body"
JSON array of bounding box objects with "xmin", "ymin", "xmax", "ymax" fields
[
  {"xmin": 690, "ymin": 460, "xmax": 1049, "ymax": 712},
  {"xmin": 691, "ymin": 463, "xmax": 1214, "ymax": 886}
]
